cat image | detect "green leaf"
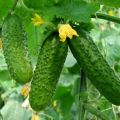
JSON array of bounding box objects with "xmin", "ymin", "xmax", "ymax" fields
[
  {"xmin": 54, "ymin": 85, "xmax": 72, "ymax": 99},
  {"xmin": 59, "ymin": 74, "xmax": 79, "ymax": 87},
  {"xmin": 101, "ymin": 0, "xmax": 120, "ymax": 7},
  {"xmin": 68, "ymin": 63, "xmax": 80, "ymax": 74},
  {"xmin": 1, "ymin": 100, "xmax": 31, "ymax": 120},
  {"xmin": 55, "ymin": 0, "xmax": 99, "ymax": 22},
  {"xmin": 0, "ymin": 0, "xmax": 14, "ymax": 26},
  {"xmin": 43, "ymin": 107, "xmax": 60, "ymax": 120},
  {"xmin": 23, "ymin": 0, "xmax": 99, "ymax": 22},
  {"xmin": 0, "ymin": 70, "xmax": 11, "ymax": 81},
  {"xmin": 87, "ymin": 0, "xmax": 120, "ymax": 7},
  {"xmin": 23, "ymin": 0, "xmax": 55, "ymax": 10},
  {"xmin": 54, "ymin": 86, "xmax": 74, "ymax": 114},
  {"xmin": 59, "ymin": 91, "xmax": 74, "ymax": 114}
]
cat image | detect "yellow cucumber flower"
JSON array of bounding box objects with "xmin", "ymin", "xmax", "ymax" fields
[
  {"xmin": 58, "ymin": 24, "xmax": 78, "ymax": 42},
  {"xmin": 31, "ymin": 13, "xmax": 44, "ymax": 26},
  {"xmin": 31, "ymin": 114, "xmax": 40, "ymax": 120},
  {"xmin": 0, "ymin": 38, "xmax": 2, "ymax": 49},
  {"xmin": 21, "ymin": 84, "xmax": 30, "ymax": 97},
  {"xmin": 108, "ymin": 10, "xmax": 114, "ymax": 16},
  {"xmin": 53, "ymin": 100, "xmax": 57, "ymax": 108}
]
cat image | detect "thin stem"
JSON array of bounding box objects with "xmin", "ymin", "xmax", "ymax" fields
[
  {"xmin": 112, "ymin": 105, "xmax": 117, "ymax": 120},
  {"xmin": 0, "ymin": 112, "xmax": 3, "ymax": 120},
  {"xmin": 78, "ymin": 69, "xmax": 87, "ymax": 120},
  {"xmin": 91, "ymin": 13, "xmax": 120, "ymax": 24}
]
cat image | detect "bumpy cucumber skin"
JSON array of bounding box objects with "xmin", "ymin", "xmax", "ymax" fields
[
  {"xmin": 69, "ymin": 30, "xmax": 120, "ymax": 105},
  {"xmin": 1, "ymin": 14, "xmax": 33, "ymax": 84},
  {"xmin": 29, "ymin": 33, "xmax": 68, "ymax": 111}
]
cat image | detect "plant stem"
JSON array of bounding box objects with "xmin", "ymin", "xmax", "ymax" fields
[
  {"xmin": 91, "ymin": 13, "xmax": 120, "ymax": 24},
  {"xmin": 0, "ymin": 112, "xmax": 3, "ymax": 120},
  {"xmin": 78, "ymin": 69, "xmax": 87, "ymax": 120}
]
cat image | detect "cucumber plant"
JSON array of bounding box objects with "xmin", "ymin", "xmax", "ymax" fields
[{"xmin": 1, "ymin": 0, "xmax": 120, "ymax": 119}]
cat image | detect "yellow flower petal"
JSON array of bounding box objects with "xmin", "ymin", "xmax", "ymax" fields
[
  {"xmin": 58, "ymin": 24, "xmax": 78, "ymax": 42},
  {"xmin": 53, "ymin": 100, "xmax": 57, "ymax": 108},
  {"xmin": 108, "ymin": 10, "xmax": 114, "ymax": 16},
  {"xmin": 31, "ymin": 13, "xmax": 44, "ymax": 26},
  {"xmin": 59, "ymin": 29, "xmax": 67, "ymax": 42},
  {"xmin": 69, "ymin": 29, "xmax": 79, "ymax": 39},
  {"xmin": 34, "ymin": 13, "xmax": 41, "ymax": 19},
  {"xmin": 31, "ymin": 114, "xmax": 40, "ymax": 120},
  {"xmin": 21, "ymin": 84, "xmax": 30, "ymax": 97}
]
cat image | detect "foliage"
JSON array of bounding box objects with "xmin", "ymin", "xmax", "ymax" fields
[
  {"xmin": 87, "ymin": 0, "xmax": 120, "ymax": 8},
  {"xmin": 23, "ymin": 0, "xmax": 99, "ymax": 22},
  {"xmin": 0, "ymin": 0, "xmax": 120, "ymax": 120}
]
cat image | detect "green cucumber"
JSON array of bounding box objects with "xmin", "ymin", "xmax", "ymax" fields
[
  {"xmin": 1, "ymin": 14, "xmax": 33, "ymax": 84},
  {"xmin": 69, "ymin": 29, "xmax": 120, "ymax": 105},
  {"xmin": 29, "ymin": 32, "xmax": 68, "ymax": 111}
]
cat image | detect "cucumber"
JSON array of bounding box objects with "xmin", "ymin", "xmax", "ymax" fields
[
  {"xmin": 1, "ymin": 14, "xmax": 33, "ymax": 84},
  {"xmin": 69, "ymin": 29, "xmax": 120, "ymax": 105},
  {"xmin": 29, "ymin": 32, "xmax": 68, "ymax": 111}
]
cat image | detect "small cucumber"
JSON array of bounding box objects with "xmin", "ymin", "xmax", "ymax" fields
[{"xmin": 2, "ymin": 14, "xmax": 33, "ymax": 84}]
